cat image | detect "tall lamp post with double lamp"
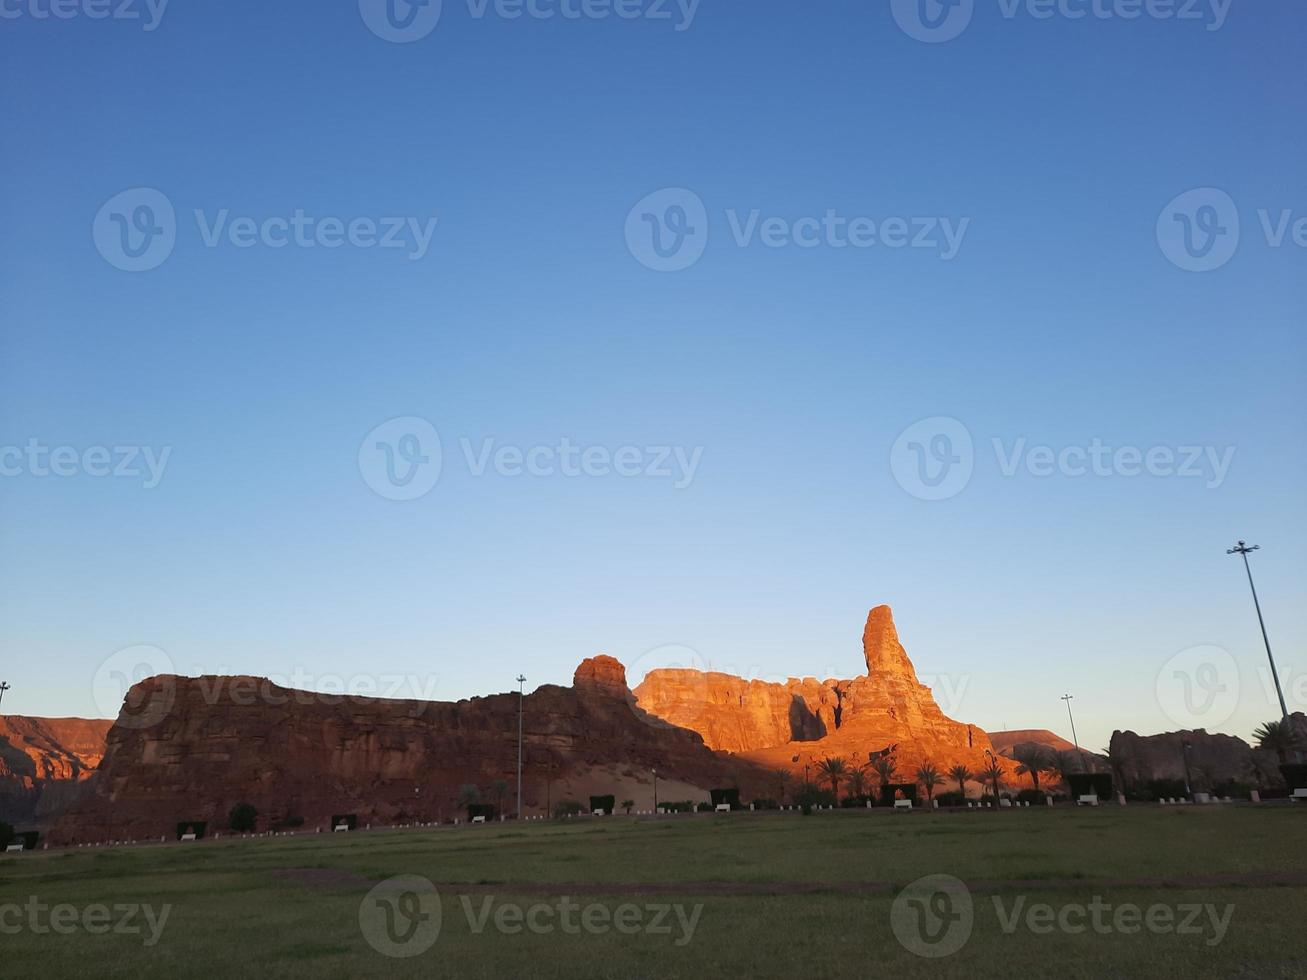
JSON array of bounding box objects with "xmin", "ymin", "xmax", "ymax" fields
[
  {"xmin": 0, "ymin": 682, "xmax": 10, "ymax": 711},
  {"xmin": 652, "ymin": 768, "xmax": 658, "ymax": 813},
  {"xmin": 1227, "ymin": 542, "xmax": 1290, "ymax": 724},
  {"xmin": 516, "ymin": 675, "xmax": 526, "ymax": 821},
  {"xmin": 1060, "ymin": 694, "xmax": 1089, "ymax": 772}
]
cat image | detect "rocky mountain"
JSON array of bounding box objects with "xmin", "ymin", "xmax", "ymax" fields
[
  {"xmin": 0, "ymin": 716, "xmax": 111, "ymax": 826},
  {"xmin": 634, "ymin": 606, "xmax": 1006, "ymax": 780},
  {"xmin": 50, "ymin": 656, "xmax": 771, "ymax": 844},
  {"xmin": 1108, "ymin": 712, "xmax": 1307, "ymax": 790},
  {"xmin": 989, "ymin": 729, "xmax": 1080, "ymax": 758}
]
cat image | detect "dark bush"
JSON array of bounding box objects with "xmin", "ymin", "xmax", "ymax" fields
[
  {"xmin": 589, "ymin": 795, "xmax": 616, "ymax": 814},
  {"xmin": 840, "ymin": 794, "xmax": 873, "ymax": 808},
  {"xmin": 467, "ymin": 803, "xmax": 497, "ymax": 821},
  {"xmin": 1211, "ymin": 781, "xmax": 1254, "ymax": 800},
  {"xmin": 175, "ymin": 821, "xmax": 207, "ymax": 840},
  {"xmin": 1066, "ymin": 773, "xmax": 1114, "ymax": 799},
  {"xmin": 881, "ymin": 783, "xmax": 918, "ymax": 806},
  {"xmin": 935, "ymin": 791, "xmax": 967, "ymax": 807},
  {"xmin": 272, "ymin": 815, "xmax": 305, "ymax": 831},
  {"xmin": 0, "ymin": 821, "xmax": 13, "ymax": 848},
  {"xmin": 1016, "ymin": 789, "xmax": 1047, "ymax": 806},
  {"xmin": 553, "ymin": 800, "xmax": 583, "ymax": 819},
  {"xmin": 793, "ymin": 785, "xmax": 835, "ymax": 808},
  {"xmin": 710, "ymin": 788, "xmax": 741, "ymax": 810},
  {"xmin": 1280, "ymin": 764, "xmax": 1307, "ymax": 791},
  {"xmin": 750, "ymin": 798, "xmax": 779, "ymax": 810},
  {"xmin": 1146, "ymin": 778, "xmax": 1189, "ymax": 801},
  {"xmin": 659, "ymin": 800, "xmax": 694, "ymax": 813},
  {"xmin": 228, "ymin": 802, "xmax": 258, "ymax": 833}
]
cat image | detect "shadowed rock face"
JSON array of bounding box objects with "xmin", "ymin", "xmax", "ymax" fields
[
  {"xmin": 0, "ymin": 716, "xmax": 111, "ymax": 826},
  {"xmin": 50, "ymin": 660, "xmax": 771, "ymax": 844},
  {"xmin": 1108, "ymin": 714, "xmax": 1307, "ymax": 789},
  {"xmin": 634, "ymin": 606, "xmax": 1001, "ymax": 776}
]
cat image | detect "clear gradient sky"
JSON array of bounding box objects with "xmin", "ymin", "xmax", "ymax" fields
[{"xmin": 1, "ymin": 1, "xmax": 1303, "ymax": 753}]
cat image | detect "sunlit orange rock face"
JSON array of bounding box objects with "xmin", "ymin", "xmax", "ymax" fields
[
  {"xmin": 634, "ymin": 606, "xmax": 1001, "ymax": 778},
  {"xmin": 0, "ymin": 716, "xmax": 111, "ymax": 825}
]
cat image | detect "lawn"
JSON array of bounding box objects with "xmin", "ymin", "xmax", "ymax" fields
[{"xmin": 1, "ymin": 806, "xmax": 1304, "ymax": 978}]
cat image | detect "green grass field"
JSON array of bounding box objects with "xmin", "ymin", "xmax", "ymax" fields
[{"xmin": 2, "ymin": 806, "xmax": 1305, "ymax": 978}]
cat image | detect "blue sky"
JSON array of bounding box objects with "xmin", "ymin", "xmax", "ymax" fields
[{"xmin": 1, "ymin": 1, "xmax": 1303, "ymax": 753}]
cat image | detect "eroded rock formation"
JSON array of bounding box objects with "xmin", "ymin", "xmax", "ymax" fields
[
  {"xmin": 1108, "ymin": 713, "xmax": 1307, "ymax": 790},
  {"xmin": 0, "ymin": 716, "xmax": 111, "ymax": 826},
  {"xmin": 50, "ymin": 658, "xmax": 770, "ymax": 844},
  {"xmin": 635, "ymin": 606, "xmax": 1003, "ymax": 777}
]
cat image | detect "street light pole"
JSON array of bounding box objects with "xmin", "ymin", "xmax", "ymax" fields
[
  {"xmin": 652, "ymin": 768, "xmax": 658, "ymax": 813},
  {"xmin": 516, "ymin": 675, "xmax": 526, "ymax": 821},
  {"xmin": 0, "ymin": 682, "xmax": 10, "ymax": 712},
  {"xmin": 1061, "ymin": 694, "xmax": 1087, "ymax": 770},
  {"xmin": 1227, "ymin": 541, "xmax": 1289, "ymax": 724}
]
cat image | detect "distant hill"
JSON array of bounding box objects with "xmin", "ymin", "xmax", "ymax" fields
[{"xmin": 988, "ymin": 729, "xmax": 1079, "ymax": 757}]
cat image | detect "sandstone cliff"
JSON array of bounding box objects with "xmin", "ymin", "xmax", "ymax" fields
[
  {"xmin": 50, "ymin": 657, "xmax": 770, "ymax": 844},
  {"xmin": 1109, "ymin": 713, "xmax": 1307, "ymax": 790},
  {"xmin": 0, "ymin": 716, "xmax": 111, "ymax": 826},
  {"xmin": 634, "ymin": 606, "xmax": 1002, "ymax": 779}
]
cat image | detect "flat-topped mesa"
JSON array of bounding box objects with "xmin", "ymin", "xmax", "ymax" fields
[
  {"xmin": 863, "ymin": 605, "xmax": 918, "ymax": 681},
  {"xmin": 572, "ymin": 655, "xmax": 630, "ymax": 699}
]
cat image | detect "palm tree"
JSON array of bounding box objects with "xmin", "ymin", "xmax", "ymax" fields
[
  {"xmin": 981, "ymin": 755, "xmax": 1004, "ymax": 802},
  {"xmin": 1014, "ymin": 746, "xmax": 1050, "ymax": 793},
  {"xmin": 916, "ymin": 761, "xmax": 943, "ymax": 806},
  {"xmin": 948, "ymin": 764, "xmax": 972, "ymax": 800},
  {"xmin": 771, "ymin": 768, "xmax": 791, "ymax": 803},
  {"xmin": 1049, "ymin": 749, "xmax": 1078, "ymax": 788},
  {"xmin": 816, "ymin": 757, "xmax": 847, "ymax": 801},
  {"xmin": 1254, "ymin": 719, "xmax": 1303, "ymax": 765},
  {"xmin": 846, "ymin": 769, "xmax": 867, "ymax": 801},
  {"xmin": 870, "ymin": 755, "xmax": 898, "ymax": 804},
  {"xmin": 621, "ymin": 799, "xmax": 634, "ymax": 815},
  {"xmin": 457, "ymin": 784, "xmax": 481, "ymax": 810},
  {"xmin": 491, "ymin": 779, "xmax": 509, "ymax": 816}
]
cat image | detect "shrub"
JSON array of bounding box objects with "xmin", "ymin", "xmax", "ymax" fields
[
  {"xmin": 709, "ymin": 788, "xmax": 741, "ymax": 810},
  {"xmin": 750, "ymin": 798, "xmax": 779, "ymax": 810},
  {"xmin": 1280, "ymin": 764, "xmax": 1307, "ymax": 791},
  {"xmin": 695, "ymin": 801, "xmax": 714, "ymax": 813},
  {"xmin": 659, "ymin": 801, "xmax": 694, "ymax": 813},
  {"xmin": 792, "ymin": 785, "xmax": 835, "ymax": 808},
  {"xmin": 621, "ymin": 799, "xmax": 635, "ymax": 814},
  {"xmin": 1067, "ymin": 773, "xmax": 1113, "ymax": 799},
  {"xmin": 1016, "ymin": 789, "xmax": 1047, "ymax": 806},
  {"xmin": 0, "ymin": 822, "xmax": 13, "ymax": 848},
  {"xmin": 1146, "ymin": 779, "xmax": 1188, "ymax": 801},
  {"xmin": 935, "ymin": 791, "xmax": 967, "ymax": 807},
  {"xmin": 228, "ymin": 802, "xmax": 258, "ymax": 833},
  {"xmin": 840, "ymin": 794, "xmax": 873, "ymax": 808},
  {"xmin": 272, "ymin": 815, "xmax": 305, "ymax": 831},
  {"xmin": 553, "ymin": 800, "xmax": 583, "ymax": 819},
  {"xmin": 880, "ymin": 783, "xmax": 918, "ymax": 806},
  {"xmin": 589, "ymin": 795, "xmax": 616, "ymax": 814},
  {"xmin": 1211, "ymin": 781, "xmax": 1254, "ymax": 800}
]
